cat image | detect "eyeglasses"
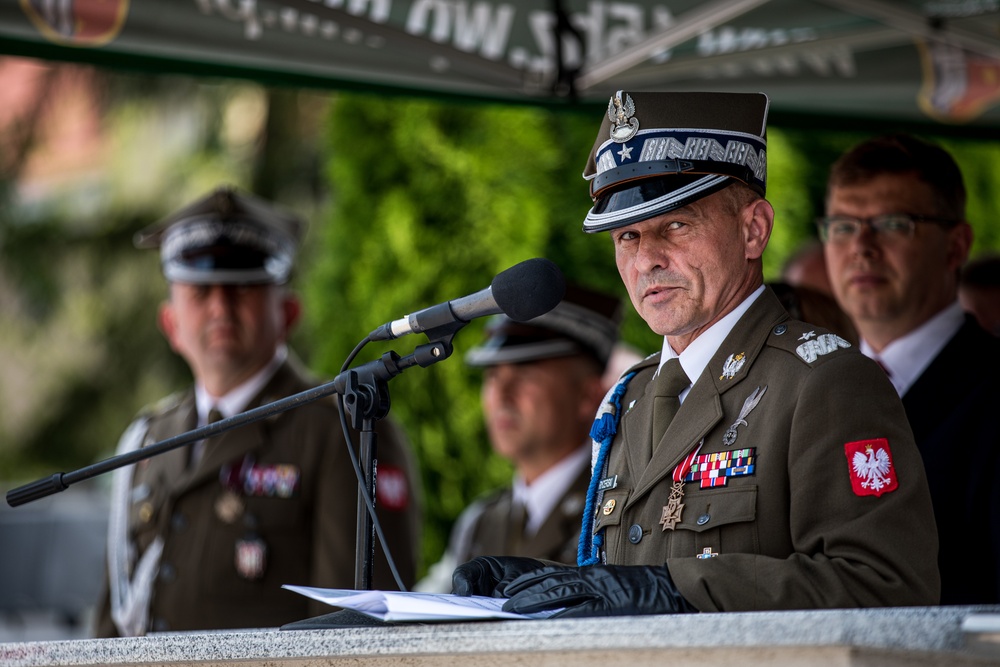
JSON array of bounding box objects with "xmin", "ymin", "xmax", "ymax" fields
[{"xmin": 815, "ymin": 213, "xmax": 958, "ymax": 243}]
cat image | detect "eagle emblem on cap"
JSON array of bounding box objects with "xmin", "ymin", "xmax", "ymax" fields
[{"xmin": 608, "ymin": 92, "xmax": 639, "ymax": 143}]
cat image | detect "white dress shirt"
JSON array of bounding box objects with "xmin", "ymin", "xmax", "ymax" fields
[
  {"xmin": 657, "ymin": 284, "xmax": 766, "ymax": 403},
  {"xmin": 860, "ymin": 301, "xmax": 964, "ymax": 398}
]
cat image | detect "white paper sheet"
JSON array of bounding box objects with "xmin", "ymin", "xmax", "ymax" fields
[{"xmin": 282, "ymin": 586, "xmax": 562, "ymax": 622}]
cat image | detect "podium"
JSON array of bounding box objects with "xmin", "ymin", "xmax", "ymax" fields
[{"xmin": 1, "ymin": 606, "xmax": 999, "ymax": 667}]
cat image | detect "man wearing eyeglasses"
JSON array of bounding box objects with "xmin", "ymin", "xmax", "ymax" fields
[{"xmin": 820, "ymin": 133, "xmax": 1000, "ymax": 605}]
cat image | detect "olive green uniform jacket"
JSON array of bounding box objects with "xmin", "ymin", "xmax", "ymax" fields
[
  {"xmin": 456, "ymin": 463, "xmax": 589, "ymax": 566},
  {"xmin": 95, "ymin": 355, "xmax": 421, "ymax": 635},
  {"xmin": 590, "ymin": 289, "xmax": 940, "ymax": 611},
  {"xmin": 416, "ymin": 459, "xmax": 588, "ymax": 593}
]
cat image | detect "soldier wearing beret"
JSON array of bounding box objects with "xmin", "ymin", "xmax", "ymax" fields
[
  {"xmin": 416, "ymin": 284, "xmax": 623, "ymax": 592},
  {"xmin": 94, "ymin": 186, "xmax": 421, "ymax": 636},
  {"xmin": 453, "ymin": 91, "xmax": 940, "ymax": 615}
]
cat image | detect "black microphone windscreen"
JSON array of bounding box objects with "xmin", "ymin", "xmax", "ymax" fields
[{"xmin": 491, "ymin": 258, "xmax": 566, "ymax": 322}]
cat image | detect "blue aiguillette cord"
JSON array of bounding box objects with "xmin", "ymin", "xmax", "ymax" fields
[{"xmin": 578, "ymin": 371, "xmax": 636, "ymax": 567}]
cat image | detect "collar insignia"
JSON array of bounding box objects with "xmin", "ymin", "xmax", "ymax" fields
[{"xmin": 720, "ymin": 352, "xmax": 746, "ymax": 380}]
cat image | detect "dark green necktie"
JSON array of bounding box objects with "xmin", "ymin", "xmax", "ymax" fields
[
  {"xmin": 650, "ymin": 358, "xmax": 690, "ymax": 456},
  {"xmin": 508, "ymin": 501, "xmax": 527, "ymax": 554},
  {"xmin": 190, "ymin": 407, "xmax": 223, "ymax": 468}
]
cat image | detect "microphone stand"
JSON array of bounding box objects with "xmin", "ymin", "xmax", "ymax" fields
[{"xmin": 6, "ymin": 332, "xmax": 459, "ymax": 592}]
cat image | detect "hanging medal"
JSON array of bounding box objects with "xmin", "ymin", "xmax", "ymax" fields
[
  {"xmin": 659, "ymin": 441, "xmax": 704, "ymax": 531},
  {"xmin": 235, "ymin": 513, "xmax": 267, "ymax": 581}
]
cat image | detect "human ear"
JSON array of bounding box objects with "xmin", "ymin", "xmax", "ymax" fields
[{"xmin": 744, "ymin": 199, "xmax": 774, "ymax": 261}]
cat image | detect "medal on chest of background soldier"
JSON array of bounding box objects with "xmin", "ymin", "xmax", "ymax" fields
[
  {"xmin": 236, "ymin": 513, "xmax": 268, "ymax": 581},
  {"xmin": 216, "ymin": 455, "xmax": 299, "ymax": 581}
]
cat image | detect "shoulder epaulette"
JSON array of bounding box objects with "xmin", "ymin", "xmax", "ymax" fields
[
  {"xmin": 765, "ymin": 320, "xmax": 854, "ymax": 366},
  {"xmin": 140, "ymin": 390, "xmax": 187, "ymax": 418}
]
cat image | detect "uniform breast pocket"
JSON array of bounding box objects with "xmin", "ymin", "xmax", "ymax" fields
[
  {"xmin": 673, "ymin": 485, "xmax": 759, "ymax": 557},
  {"xmin": 593, "ymin": 489, "xmax": 630, "ymax": 534}
]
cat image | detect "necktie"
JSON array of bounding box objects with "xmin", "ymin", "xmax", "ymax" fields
[
  {"xmin": 190, "ymin": 408, "xmax": 223, "ymax": 468},
  {"xmin": 508, "ymin": 501, "xmax": 527, "ymax": 554},
  {"xmin": 650, "ymin": 358, "xmax": 690, "ymax": 456}
]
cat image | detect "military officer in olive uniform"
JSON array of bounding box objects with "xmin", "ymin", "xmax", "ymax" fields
[
  {"xmin": 453, "ymin": 92, "xmax": 940, "ymax": 615},
  {"xmin": 94, "ymin": 187, "xmax": 421, "ymax": 636},
  {"xmin": 416, "ymin": 285, "xmax": 623, "ymax": 592}
]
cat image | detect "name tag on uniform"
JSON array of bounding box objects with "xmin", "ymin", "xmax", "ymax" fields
[{"xmin": 598, "ymin": 475, "xmax": 618, "ymax": 491}]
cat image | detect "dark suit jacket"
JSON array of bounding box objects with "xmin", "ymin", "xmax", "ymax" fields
[
  {"xmin": 902, "ymin": 315, "xmax": 1000, "ymax": 605},
  {"xmin": 590, "ymin": 288, "xmax": 940, "ymax": 611},
  {"xmin": 96, "ymin": 355, "xmax": 422, "ymax": 635}
]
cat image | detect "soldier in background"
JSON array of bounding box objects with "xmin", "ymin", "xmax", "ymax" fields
[
  {"xmin": 416, "ymin": 285, "xmax": 621, "ymax": 592},
  {"xmin": 94, "ymin": 186, "xmax": 421, "ymax": 636}
]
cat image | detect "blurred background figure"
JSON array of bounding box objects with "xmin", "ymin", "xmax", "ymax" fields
[
  {"xmin": 767, "ymin": 281, "xmax": 859, "ymax": 345},
  {"xmin": 781, "ymin": 238, "xmax": 833, "ymax": 296},
  {"xmin": 820, "ymin": 133, "xmax": 1000, "ymax": 605},
  {"xmin": 93, "ymin": 186, "xmax": 421, "ymax": 636},
  {"xmin": 601, "ymin": 341, "xmax": 647, "ymax": 392},
  {"xmin": 772, "ymin": 239, "xmax": 858, "ymax": 343},
  {"xmin": 959, "ymin": 253, "xmax": 1000, "ymax": 336},
  {"xmin": 415, "ymin": 284, "xmax": 622, "ymax": 592}
]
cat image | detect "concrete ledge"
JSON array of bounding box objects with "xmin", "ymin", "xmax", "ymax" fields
[{"xmin": 1, "ymin": 605, "xmax": 999, "ymax": 667}]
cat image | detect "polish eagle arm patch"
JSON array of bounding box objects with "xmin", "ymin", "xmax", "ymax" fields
[{"xmin": 844, "ymin": 438, "xmax": 898, "ymax": 497}]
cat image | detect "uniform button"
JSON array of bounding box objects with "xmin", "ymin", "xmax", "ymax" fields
[
  {"xmin": 773, "ymin": 324, "xmax": 787, "ymax": 335},
  {"xmin": 628, "ymin": 524, "xmax": 643, "ymax": 544},
  {"xmin": 697, "ymin": 513, "xmax": 711, "ymax": 525},
  {"xmin": 159, "ymin": 563, "xmax": 175, "ymax": 583},
  {"xmin": 171, "ymin": 513, "xmax": 187, "ymax": 531}
]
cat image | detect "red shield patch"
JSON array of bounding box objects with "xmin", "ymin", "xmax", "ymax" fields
[
  {"xmin": 376, "ymin": 465, "xmax": 409, "ymax": 511},
  {"xmin": 845, "ymin": 438, "xmax": 898, "ymax": 497}
]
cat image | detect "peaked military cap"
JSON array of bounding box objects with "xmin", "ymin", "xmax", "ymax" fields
[
  {"xmin": 583, "ymin": 91, "xmax": 769, "ymax": 233},
  {"xmin": 134, "ymin": 186, "xmax": 304, "ymax": 285},
  {"xmin": 465, "ymin": 283, "xmax": 623, "ymax": 368}
]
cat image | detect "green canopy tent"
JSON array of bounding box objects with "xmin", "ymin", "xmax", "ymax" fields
[{"xmin": 1, "ymin": 0, "xmax": 999, "ymax": 135}]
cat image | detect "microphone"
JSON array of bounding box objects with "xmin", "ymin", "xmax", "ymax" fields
[{"xmin": 369, "ymin": 258, "xmax": 566, "ymax": 341}]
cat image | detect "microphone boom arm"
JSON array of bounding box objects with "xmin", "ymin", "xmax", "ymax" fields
[{"xmin": 6, "ymin": 339, "xmax": 454, "ymax": 508}]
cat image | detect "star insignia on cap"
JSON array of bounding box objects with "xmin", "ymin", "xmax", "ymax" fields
[
  {"xmin": 799, "ymin": 331, "xmax": 816, "ymax": 341},
  {"xmin": 617, "ymin": 144, "xmax": 634, "ymax": 161}
]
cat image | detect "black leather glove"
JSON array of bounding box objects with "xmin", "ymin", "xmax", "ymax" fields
[
  {"xmin": 501, "ymin": 564, "xmax": 697, "ymax": 618},
  {"xmin": 451, "ymin": 556, "xmax": 548, "ymax": 597}
]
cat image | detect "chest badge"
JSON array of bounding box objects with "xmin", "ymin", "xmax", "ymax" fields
[
  {"xmin": 719, "ymin": 352, "xmax": 746, "ymax": 380},
  {"xmin": 214, "ymin": 490, "xmax": 245, "ymax": 524},
  {"xmin": 235, "ymin": 534, "xmax": 268, "ymax": 581},
  {"xmin": 723, "ymin": 385, "xmax": 767, "ymax": 446}
]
